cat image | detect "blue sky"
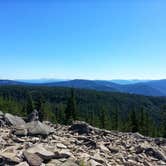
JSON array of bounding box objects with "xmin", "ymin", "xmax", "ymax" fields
[{"xmin": 0, "ymin": 0, "xmax": 166, "ymax": 80}]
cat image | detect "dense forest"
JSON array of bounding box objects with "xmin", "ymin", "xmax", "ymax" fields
[{"xmin": 0, "ymin": 85, "xmax": 166, "ymax": 138}]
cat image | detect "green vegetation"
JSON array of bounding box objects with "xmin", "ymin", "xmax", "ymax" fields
[{"xmin": 0, "ymin": 85, "xmax": 166, "ymax": 137}]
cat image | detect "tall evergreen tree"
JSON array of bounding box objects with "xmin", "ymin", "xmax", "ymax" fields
[
  {"xmin": 161, "ymin": 105, "xmax": 166, "ymax": 137},
  {"xmin": 99, "ymin": 106, "xmax": 110, "ymax": 129},
  {"xmin": 26, "ymin": 92, "xmax": 33, "ymax": 115},
  {"xmin": 64, "ymin": 88, "xmax": 77, "ymax": 124},
  {"xmin": 129, "ymin": 109, "xmax": 138, "ymax": 132},
  {"xmin": 34, "ymin": 93, "xmax": 45, "ymax": 121},
  {"xmin": 139, "ymin": 107, "xmax": 146, "ymax": 135},
  {"xmin": 144, "ymin": 111, "xmax": 150, "ymax": 136},
  {"xmin": 111, "ymin": 104, "xmax": 119, "ymax": 130}
]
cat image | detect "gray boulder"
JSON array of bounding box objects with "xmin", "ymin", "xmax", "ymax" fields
[
  {"xmin": 26, "ymin": 121, "xmax": 54, "ymax": 136},
  {"xmin": 27, "ymin": 109, "xmax": 39, "ymax": 122},
  {"xmin": 69, "ymin": 121, "xmax": 92, "ymax": 135},
  {"xmin": 5, "ymin": 113, "xmax": 26, "ymax": 127},
  {"xmin": 145, "ymin": 147, "xmax": 166, "ymax": 162},
  {"xmin": 13, "ymin": 128, "xmax": 28, "ymax": 136},
  {"xmin": 23, "ymin": 151, "xmax": 43, "ymax": 166},
  {"xmin": 26, "ymin": 144, "xmax": 55, "ymax": 160}
]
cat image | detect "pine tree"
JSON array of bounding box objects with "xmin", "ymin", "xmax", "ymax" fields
[
  {"xmin": 160, "ymin": 105, "xmax": 166, "ymax": 137},
  {"xmin": 99, "ymin": 106, "xmax": 110, "ymax": 129},
  {"xmin": 111, "ymin": 104, "xmax": 119, "ymax": 130},
  {"xmin": 64, "ymin": 88, "xmax": 77, "ymax": 124},
  {"xmin": 26, "ymin": 92, "xmax": 33, "ymax": 115},
  {"xmin": 34, "ymin": 93, "xmax": 44, "ymax": 121},
  {"xmin": 144, "ymin": 112, "xmax": 150, "ymax": 136},
  {"xmin": 139, "ymin": 107, "xmax": 146, "ymax": 135},
  {"xmin": 129, "ymin": 109, "xmax": 138, "ymax": 132}
]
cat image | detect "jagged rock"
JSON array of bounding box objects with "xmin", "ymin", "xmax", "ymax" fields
[
  {"xmin": 61, "ymin": 159, "xmax": 79, "ymax": 166},
  {"xmin": 98, "ymin": 142, "xmax": 110, "ymax": 153},
  {"xmin": 16, "ymin": 161, "xmax": 29, "ymax": 166},
  {"xmin": 0, "ymin": 152, "xmax": 21, "ymax": 164},
  {"xmin": 27, "ymin": 110, "xmax": 39, "ymax": 122},
  {"xmin": 5, "ymin": 113, "xmax": 25, "ymax": 126},
  {"xmin": 54, "ymin": 149, "xmax": 72, "ymax": 159},
  {"xmin": 0, "ymin": 119, "xmax": 5, "ymax": 127},
  {"xmin": 108, "ymin": 146, "xmax": 119, "ymax": 154},
  {"xmin": 144, "ymin": 147, "xmax": 166, "ymax": 161},
  {"xmin": 26, "ymin": 121, "xmax": 54, "ymax": 136},
  {"xmin": 154, "ymin": 137, "xmax": 166, "ymax": 145},
  {"xmin": 23, "ymin": 151, "xmax": 43, "ymax": 166},
  {"xmin": 91, "ymin": 153, "xmax": 105, "ymax": 164},
  {"xmin": 56, "ymin": 143, "xmax": 67, "ymax": 149},
  {"xmin": 0, "ymin": 156, "xmax": 5, "ymax": 166},
  {"xmin": 0, "ymin": 114, "xmax": 166, "ymax": 166},
  {"xmin": 135, "ymin": 145, "xmax": 144, "ymax": 154},
  {"xmin": 69, "ymin": 121, "xmax": 92, "ymax": 134},
  {"xmin": 88, "ymin": 159, "xmax": 102, "ymax": 166},
  {"xmin": 46, "ymin": 159, "xmax": 62, "ymax": 166},
  {"xmin": 26, "ymin": 144, "xmax": 55, "ymax": 160},
  {"xmin": 13, "ymin": 128, "xmax": 28, "ymax": 136}
]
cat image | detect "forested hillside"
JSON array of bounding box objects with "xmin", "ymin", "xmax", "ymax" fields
[{"xmin": 0, "ymin": 85, "xmax": 166, "ymax": 137}]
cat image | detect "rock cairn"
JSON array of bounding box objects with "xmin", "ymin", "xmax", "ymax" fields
[{"xmin": 0, "ymin": 112, "xmax": 166, "ymax": 166}]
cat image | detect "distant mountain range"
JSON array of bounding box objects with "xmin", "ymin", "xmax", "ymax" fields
[{"xmin": 0, "ymin": 79, "xmax": 166, "ymax": 96}]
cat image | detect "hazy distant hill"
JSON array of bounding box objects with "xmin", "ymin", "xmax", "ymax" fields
[
  {"xmin": 43, "ymin": 79, "xmax": 117, "ymax": 92},
  {"xmin": 1, "ymin": 79, "xmax": 166, "ymax": 96},
  {"xmin": 0, "ymin": 80, "xmax": 28, "ymax": 85},
  {"xmin": 43, "ymin": 79, "xmax": 166, "ymax": 96},
  {"xmin": 111, "ymin": 79, "xmax": 149, "ymax": 85}
]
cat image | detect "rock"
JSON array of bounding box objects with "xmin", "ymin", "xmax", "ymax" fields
[
  {"xmin": 0, "ymin": 119, "xmax": 5, "ymax": 127},
  {"xmin": 26, "ymin": 144, "xmax": 55, "ymax": 160},
  {"xmin": 0, "ymin": 152, "xmax": 21, "ymax": 164},
  {"xmin": 69, "ymin": 121, "xmax": 92, "ymax": 134},
  {"xmin": 23, "ymin": 151, "xmax": 43, "ymax": 166},
  {"xmin": 91, "ymin": 153, "xmax": 105, "ymax": 164},
  {"xmin": 88, "ymin": 159, "xmax": 102, "ymax": 166},
  {"xmin": 27, "ymin": 109, "xmax": 39, "ymax": 122},
  {"xmin": 154, "ymin": 138, "xmax": 166, "ymax": 145},
  {"xmin": 5, "ymin": 113, "xmax": 25, "ymax": 126},
  {"xmin": 46, "ymin": 159, "xmax": 62, "ymax": 166},
  {"xmin": 54, "ymin": 149, "xmax": 72, "ymax": 159},
  {"xmin": 135, "ymin": 145, "xmax": 144, "ymax": 154},
  {"xmin": 61, "ymin": 159, "xmax": 79, "ymax": 166},
  {"xmin": 56, "ymin": 143, "xmax": 67, "ymax": 149},
  {"xmin": 98, "ymin": 143, "xmax": 109, "ymax": 152},
  {"xmin": 26, "ymin": 121, "xmax": 54, "ymax": 136},
  {"xmin": 0, "ymin": 113, "xmax": 166, "ymax": 166},
  {"xmin": 16, "ymin": 161, "xmax": 29, "ymax": 166},
  {"xmin": 14, "ymin": 128, "xmax": 28, "ymax": 136},
  {"xmin": 145, "ymin": 147, "xmax": 166, "ymax": 161},
  {"xmin": 0, "ymin": 156, "xmax": 5, "ymax": 166},
  {"xmin": 108, "ymin": 146, "xmax": 119, "ymax": 154}
]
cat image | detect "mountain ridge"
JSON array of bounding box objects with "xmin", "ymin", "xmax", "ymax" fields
[{"xmin": 0, "ymin": 79, "xmax": 166, "ymax": 96}]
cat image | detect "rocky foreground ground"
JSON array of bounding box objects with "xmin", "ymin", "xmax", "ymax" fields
[{"xmin": 0, "ymin": 112, "xmax": 166, "ymax": 166}]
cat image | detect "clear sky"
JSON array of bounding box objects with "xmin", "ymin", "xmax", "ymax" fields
[{"xmin": 0, "ymin": 0, "xmax": 166, "ymax": 80}]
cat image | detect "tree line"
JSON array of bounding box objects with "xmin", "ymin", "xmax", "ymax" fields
[{"xmin": 0, "ymin": 85, "xmax": 166, "ymax": 138}]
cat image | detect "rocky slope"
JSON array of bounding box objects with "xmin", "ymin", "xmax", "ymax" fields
[{"xmin": 0, "ymin": 112, "xmax": 166, "ymax": 166}]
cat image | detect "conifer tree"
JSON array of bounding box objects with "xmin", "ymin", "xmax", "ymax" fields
[
  {"xmin": 26, "ymin": 92, "xmax": 33, "ymax": 115},
  {"xmin": 34, "ymin": 93, "xmax": 44, "ymax": 121},
  {"xmin": 144, "ymin": 111, "xmax": 150, "ymax": 136},
  {"xmin": 111, "ymin": 104, "xmax": 119, "ymax": 130},
  {"xmin": 161, "ymin": 105, "xmax": 166, "ymax": 137},
  {"xmin": 99, "ymin": 106, "xmax": 110, "ymax": 129},
  {"xmin": 139, "ymin": 107, "xmax": 146, "ymax": 135},
  {"xmin": 129, "ymin": 109, "xmax": 138, "ymax": 132},
  {"xmin": 64, "ymin": 88, "xmax": 77, "ymax": 124}
]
